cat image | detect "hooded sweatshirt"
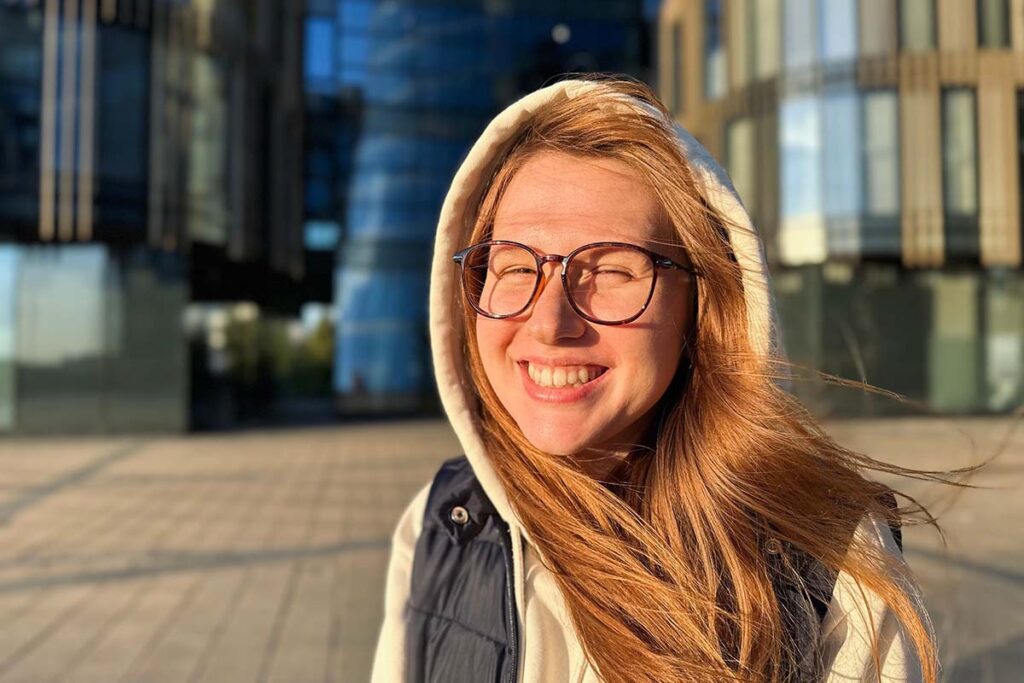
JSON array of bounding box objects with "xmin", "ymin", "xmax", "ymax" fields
[{"xmin": 370, "ymin": 79, "xmax": 931, "ymax": 683}]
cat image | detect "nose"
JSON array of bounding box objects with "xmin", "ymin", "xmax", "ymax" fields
[{"xmin": 524, "ymin": 261, "xmax": 586, "ymax": 341}]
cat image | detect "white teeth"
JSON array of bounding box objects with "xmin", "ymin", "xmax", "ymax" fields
[{"xmin": 525, "ymin": 362, "xmax": 606, "ymax": 388}]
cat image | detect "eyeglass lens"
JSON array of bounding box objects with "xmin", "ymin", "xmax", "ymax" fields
[{"xmin": 461, "ymin": 243, "xmax": 655, "ymax": 323}]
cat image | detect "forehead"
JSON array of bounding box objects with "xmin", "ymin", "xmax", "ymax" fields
[{"xmin": 489, "ymin": 151, "xmax": 670, "ymax": 251}]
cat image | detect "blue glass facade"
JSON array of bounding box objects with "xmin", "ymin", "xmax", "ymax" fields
[{"xmin": 322, "ymin": 0, "xmax": 648, "ymax": 412}]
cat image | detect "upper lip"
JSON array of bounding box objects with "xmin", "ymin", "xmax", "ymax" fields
[{"xmin": 517, "ymin": 357, "xmax": 609, "ymax": 368}]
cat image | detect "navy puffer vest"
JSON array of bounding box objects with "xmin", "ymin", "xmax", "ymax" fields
[{"xmin": 404, "ymin": 455, "xmax": 901, "ymax": 683}]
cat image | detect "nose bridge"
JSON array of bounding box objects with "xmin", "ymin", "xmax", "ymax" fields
[
  {"xmin": 532, "ymin": 254, "xmax": 567, "ymax": 303},
  {"xmin": 538, "ymin": 253, "xmax": 564, "ymax": 268},
  {"xmin": 526, "ymin": 252, "xmax": 583, "ymax": 336}
]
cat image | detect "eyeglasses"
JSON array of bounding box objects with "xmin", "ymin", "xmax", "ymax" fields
[{"xmin": 452, "ymin": 239, "xmax": 700, "ymax": 325}]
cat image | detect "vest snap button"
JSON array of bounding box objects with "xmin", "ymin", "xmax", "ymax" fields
[
  {"xmin": 765, "ymin": 538, "xmax": 783, "ymax": 555},
  {"xmin": 449, "ymin": 505, "xmax": 470, "ymax": 525}
]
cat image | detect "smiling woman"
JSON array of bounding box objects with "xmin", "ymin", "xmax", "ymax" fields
[
  {"xmin": 369, "ymin": 75, "xmax": 967, "ymax": 683},
  {"xmin": 469, "ymin": 151, "xmax": 698, "ymax": 479}
]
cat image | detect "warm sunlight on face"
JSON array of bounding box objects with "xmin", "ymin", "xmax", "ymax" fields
[{"xmin": 475, "ymin": 151, "xmax": 696, "ymax": 479}]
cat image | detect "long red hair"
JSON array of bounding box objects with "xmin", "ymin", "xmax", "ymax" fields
[{"xmin": 455, "ymin": 74, "xmax": 979, "ymax": 682}]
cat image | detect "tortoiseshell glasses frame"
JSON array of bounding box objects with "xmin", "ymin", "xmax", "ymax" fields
[{"xmin": 452, "ymin": 239, "xmax": 701, "ymax": 326}]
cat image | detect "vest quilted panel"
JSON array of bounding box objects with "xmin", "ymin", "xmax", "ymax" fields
[{"xmin": 405, "ymin": 456, "xmax": 517, "ymax": 683}]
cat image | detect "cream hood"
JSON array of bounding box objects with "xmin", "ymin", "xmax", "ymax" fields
[{"xmin": 428, "ymin": 78, "xmax": 788, "ymax": 542}]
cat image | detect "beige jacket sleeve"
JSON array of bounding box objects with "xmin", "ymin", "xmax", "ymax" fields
[
  {"xmin": 369, "ymin": 480, "xmax": 432, "ymax": 683},
  {"xmin": 821, "ymin": 513, "xmax": 933, "ymax": 683}
]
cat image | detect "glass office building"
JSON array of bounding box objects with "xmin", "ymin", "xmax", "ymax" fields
[
  {"xmin": 660, "ymin": 0, "xmax": 1024, "ymax": 415},
  {"xmin": 0, "ymin": 0, "xmax": 307, "ymax": 433},
  {"xmin": 313, "ymin": 0, "xmax": 650, "ymax": 413}
]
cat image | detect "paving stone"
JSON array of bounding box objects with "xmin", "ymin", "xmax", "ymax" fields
[{"xmin": 0, "ymin": 418, "xmax": 1017, "ymax": 682}]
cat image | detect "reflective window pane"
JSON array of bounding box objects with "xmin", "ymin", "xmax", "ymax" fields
[
  {"xmin": 304, "ymin": 17, "xmax": 335, "ymax": 91},
  {"xmin": 823, "ymin": 88, "xmax": 860, "ymax": 256},
  {"xmin": 823, "ymin": 88, "xmax": 860, "ymax": 217},
  {"xmin": 978, "ymin": 0, "xmax": 1010, "ymax": 48},
  {"xmin": 820, "ymin": 0, "xmax": 857, "ymax": 62},
  {"xmin": 779, "ymin": 94, "xmax": 826, "ymax": 263},
  {"xmin": 704, "ymin": 0, "xmax": 726, "ymax": 99},
  {"xmin": 900, "ymin": 0, "xmax": 935, "ymax": 52},
  {"xmin": 783, "ymin": 0, "xmax": 816, "ymax": 72},
  {"xmin": 942, "ymin": 89, "xmax": 978, "ymax": 215},
  {"xmin": 863, "ymin": 91, "xmax": 900, "ymax": 215},
  {"xmin": 0, "ymin": 7, "xmax": 42, "ymax": 234},
  {"xmin": 726, "ymin": 117, "xmax": 756, "ymax": 215}
]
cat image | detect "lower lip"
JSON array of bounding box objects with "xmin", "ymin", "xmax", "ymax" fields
[{"xmin": 517, "ymin": 362, "xmax": 610, "ymax": 404}]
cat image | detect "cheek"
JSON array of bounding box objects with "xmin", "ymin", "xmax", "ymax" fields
[
  {"xmin": 475, "ymin": 318, "xmax": 514, "ymax": 368},
  {"xmin": 635, "ymin": 310, "xmax": 689, "ymax": 382}
]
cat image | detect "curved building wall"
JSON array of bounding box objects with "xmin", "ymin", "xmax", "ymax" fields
[{"xmin": 660, "ymin": 0, "xmax": 1024, "ymax": 414}]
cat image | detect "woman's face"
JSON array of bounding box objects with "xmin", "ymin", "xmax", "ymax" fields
[{"xmin": 475, "ymin": 150, "xmax": 695, "ymax": 478}]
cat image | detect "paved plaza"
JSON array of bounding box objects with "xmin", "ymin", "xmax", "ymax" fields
[{"xmin": 0, "ymin": 416, "xmax": 1020, "ymax": 682}]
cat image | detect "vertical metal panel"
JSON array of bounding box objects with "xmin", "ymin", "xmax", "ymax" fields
[
  {"xmin": 147, "ymin": 0, "xmax": 167, "ymax": 248},
  {"xmin": 77, "ymin": 0, "xmax": 97, "ymax": 242},
  {"xmin": 1013, "ymin": 0, "xmax": 1024, "ymax": 53},
  {"xmin": 685, "ymin": 1, "xmax": 703, "ymax": 116},
  {"xmin": 756, "ymin": 105, "xmax": 780, "ymax": 263},
  {"xmin": 658, "ymin": 9, "xmax": 680, "ymax": 115},
  {"xmin": 938, "ymin": 0, "xmax": 977, "ymax": 53},
  {"xmin": 977, "ymin": 53, "xmax": 1021, "ymax": 266},
  {"xmin": 58, "ymin": 0, "xmax": 81, "ymax": 242},
  {"xmin": 38, "ymin": 0, "xmax": 61, "ymax": 241},
  {"xmin": 899, "ymin": 55, "xmax": 944, "ymax": 267}
]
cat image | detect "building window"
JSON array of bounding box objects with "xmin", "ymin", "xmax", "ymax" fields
[
  {"xmin": 820, "ymin": 0, "xmax": 858, "ymax": 63},
  {"xmin": 726, "ymin": 117, "xmax": 756, "ymax": 215},
  {"xmin": 978, "ymin": 0, "xmax": 1010, "ymax": 48},
  {"xmin": 779, "ymin": 94, "xmax": 826, "ymax": 264},
  {"xmin": 861, "ymin": 90, "xmax": 901, "ymax": 258},
  {"xmin": 862, "ymin": 91, "xmax": 900, "ymax": 216},
  {"xmin": 942, "ymin": 88, "xmax": 979, "ymax": 258},
  {"xmin": 783, "ymin": 0, "xmax": 817, "ymax": 72},
  {"xmin": 672, "ymin": 21, "xmax": 684, "ymax": 114},
  {"xmin": 823, "ymin": 92, "xmax": 860, "ymax": 214},
  {"xmin": 899, "ymin": 0, "xmax": 935, "ymax": 52},
  {"xmin": 823, "ymin": 88, "xmax": 860, "ymax": 248},
  {"xmin": 704, "ymin": 0, "xmax": 726, "ymax": 100}
]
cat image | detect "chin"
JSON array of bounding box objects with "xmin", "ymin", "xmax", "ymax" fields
[{"xmin": 516, "ymin": 421, "xmax": 591, "ymax": 457}]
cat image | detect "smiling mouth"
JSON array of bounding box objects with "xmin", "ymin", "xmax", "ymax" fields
[{"xmin": 519, "ymin": 361, "xmax": 609, "ymax": 388}]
